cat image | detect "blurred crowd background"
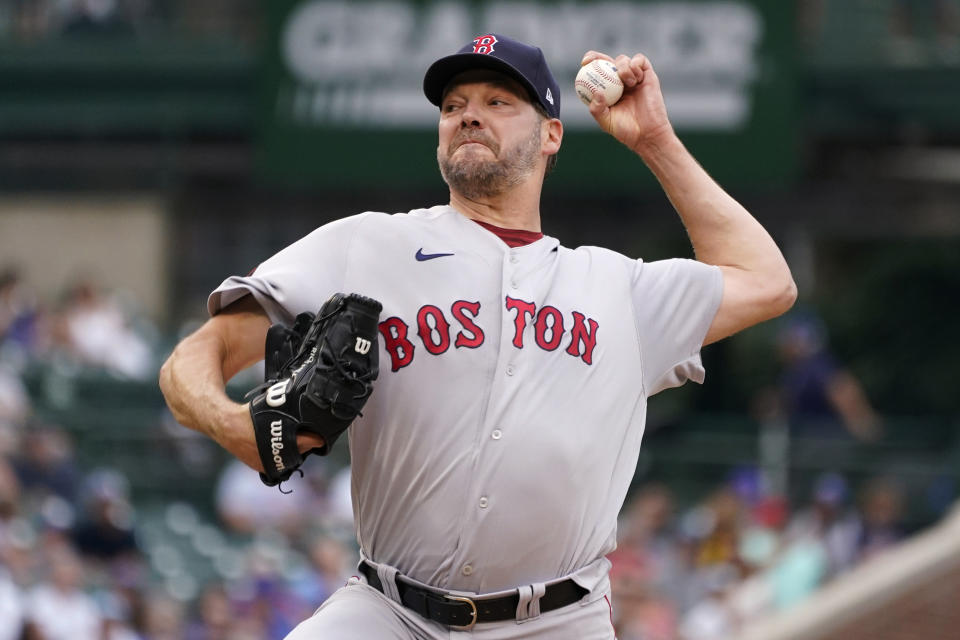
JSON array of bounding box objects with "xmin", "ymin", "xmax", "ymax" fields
[{"xmin": 1, "ymin": 1, "xmax": 960, "ymax": 639}]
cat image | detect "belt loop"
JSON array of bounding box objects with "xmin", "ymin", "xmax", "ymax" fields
[
  {"xmin": 376, "ymin": 564, "xmax": 402, "ymax": 604},
  {"xmin": 527, "ymin": 582, "xmax": 546, "ymax": 619},
  {"xmin": 515, "ymin": 585, "xmax": 533, "ymax": 622}
]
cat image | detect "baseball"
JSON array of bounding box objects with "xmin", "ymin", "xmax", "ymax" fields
[{"xmin": 575, "ymin": 59, "xmax": 624, "ymax": 107}]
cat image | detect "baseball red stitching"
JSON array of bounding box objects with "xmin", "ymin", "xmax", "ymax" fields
[
  {"xmin": 575, "ymin": 78, "xmax": 604, "ymax": 98},
  {"xmin": 592, "ymin": 61, "xmax": 620, "ymax": 85}
]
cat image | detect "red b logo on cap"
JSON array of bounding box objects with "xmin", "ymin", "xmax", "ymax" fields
[{"xmin": 472, "ymin": 34, "xmax": 497, "ymax": 54}]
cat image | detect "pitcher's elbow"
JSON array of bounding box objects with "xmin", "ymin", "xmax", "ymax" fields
[
  {"xmin": 757, "ymin": 270, "xmax": 797, "ymax": 323},
  {"xmin": 158, "ymin": 349, "xmax": 183, "ymax": 413},
  {"xmin": 158, "ymin": 352, "xmax": 174, "ymax": 395},
  {"xmin": 773, "ymin": 274, "xmax": 799, "ymax": 317}
]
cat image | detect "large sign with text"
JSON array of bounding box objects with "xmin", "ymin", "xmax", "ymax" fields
[{"xmin": 258, "ymin": 1, "xmax": 797, "ymax": 190}]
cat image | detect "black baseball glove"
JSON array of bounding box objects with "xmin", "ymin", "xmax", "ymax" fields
[{"xmin": 247, "ymin": 293, "xmax": 382, "ymax": 488}]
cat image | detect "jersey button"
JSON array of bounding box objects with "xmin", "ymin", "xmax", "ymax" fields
[
  {"xmin": 510, "ymin": 280, "xmax": 519, "ymax": 289},
  {"xmin": 462, "ymin": 565, "xmax": 473, "ymax": 576},
  {"xmin": 506, "ymin": 365, "xmax": 515, "ymax": 376},
  {"xmin": 479, "ymin": 497, "xmax": 489, "ymax": 508},
  {"xmin": 510, "ymin": 255, "xmax": 519, "ymax": 264},
  {"xmin": 491, "ymin": 429, "xmax": 502, "ymax": 440}
]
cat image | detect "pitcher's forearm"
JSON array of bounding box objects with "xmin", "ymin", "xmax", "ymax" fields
[
  {"xmin": 159, "ymin": 334, "xmax": 263, "ymax": 470},
  {"xmin": 635, "ymin": 132, "xmax": 783, "ymax": 270}
]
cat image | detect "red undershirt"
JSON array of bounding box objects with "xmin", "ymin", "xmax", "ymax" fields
[{"xmin": 472, "ymin": 219, "xmax": 544, "ymax": 248}]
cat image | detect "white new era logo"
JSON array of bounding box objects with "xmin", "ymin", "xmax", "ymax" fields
[{"xmin": 545, "ymin": 88, "xmax": 554, "ymax": 105}]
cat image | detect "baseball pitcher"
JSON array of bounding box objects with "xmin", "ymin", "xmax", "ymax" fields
[{"xmin": 159, "ymin": 34, "xmax": 796, "ymax": 639}]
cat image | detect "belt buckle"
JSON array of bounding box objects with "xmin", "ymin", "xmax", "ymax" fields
[{"xmin": 444, "ymin": 594, "xmax": 478, "ymax": 631}]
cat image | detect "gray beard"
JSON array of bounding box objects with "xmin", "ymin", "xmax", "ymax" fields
[{"xmin": 438, "ymin": 125, "xmax": 541, "ymax": 199}]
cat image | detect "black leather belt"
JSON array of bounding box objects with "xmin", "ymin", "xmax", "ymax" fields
[{"xmin": 359, "ymin": 561, "xmax": 588, "ymax": 630}]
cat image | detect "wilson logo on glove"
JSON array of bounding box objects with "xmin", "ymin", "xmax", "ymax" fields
[
  {"xmin": 270, "ymin": 420, "xmax": 285, "ymax": 472},
  {"xmin": 355, "ymin": 337, "xmax": 372, "ymax": 354},
  {"xmin": 265, "ymin": 380, "xmax": 289, "ymax": 407}
]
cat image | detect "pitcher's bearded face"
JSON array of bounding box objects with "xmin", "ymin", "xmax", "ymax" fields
[
  {"xmin": 437, "ymin": 71, "xmax": 544, "ymax": 199},
  {"xmin": 438, "ymin": 124, "xmax": 541, "ymax": 199}
]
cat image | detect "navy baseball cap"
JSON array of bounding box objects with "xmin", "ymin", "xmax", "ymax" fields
[{"xmin": 423, "ymin": 34, "xmax": 561, "ymax": 119}]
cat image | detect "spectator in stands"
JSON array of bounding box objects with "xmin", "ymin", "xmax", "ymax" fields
[
  {"xmin": 99, "ymin": 587, "xmax": 142, "ymax": 640},
  {"xmin": 233, "ymin": 544, "xmax": 309, "ymax": 639},
  {"xmin": 785, "ymin": 471, "xmax": 860, "ymax": 577},
  {"xmin": 612, "ymin": 583, "xmax": 678, "ymax": 640},
  {"xmin": 0, "ymin": 267, "xmax": 41, "ymax": 356},
  {"xmin": 184, "ymin": 583, "xmax": 234, "ymax": 640},
  {"xmin": 673, "ymin": 487, "xmax": 748, "ymax": 623},
  {"xmin": 214, "ymin": 459, "xmax": 319, "ymax": 535},
  {"xmin": 12, "ymin": 424, "xmax": 81, "ymax": 506},
  {"xmin": 0, "ymin": 496, "xmax": 37, "ymax": 593},
  {"xmin": 768, "ymin": 528, "xmax": 828, "ymax": 611},
  {"xmin": 0, "ymin": 363, "xmax": 30, "ymax": 453},
  {"xmin": 691, "ymin": 487, "xmax": 743, "ymax": 571},
  {"xmin": 0, "ymin": 492, "xmax": 26, "ymax": 640},
  {"xmin": 724, "ymin": 494, "xmax": 786, "ymax": 623},
  {"xmin": 855, "ymin": 476, "xmax": 907, "ymax": 562},
  {"xmin": 725, "ymin": 541, "xmax": 774, "ymax": 627},
  {"xmin": 722, "ymin": 477, "xmax": 831, "ymax": 614},
  {"xmin": 54, "ymin": 276, "xmax": 154, "ymax": 380},
  {"xmin": 0, "ymin": 561, "xmax": 23, "ymax": 640},
  {"xmin": 23, "ymin": 546, "xmax": 103, "ymax": 640},
  {"xmin": 608, "ymin": 484, "xmax": 685, "ymax": 638},
  {"xmin": 71, "ymin": 468, "xmax": 139, "ymax": 564},
  {"xmin": 677, "ymin": 564, "xmax": 738, "ymax": 640},
  {"xmin": 288, "ymin": 536, "xmax": 354, "ymax": 623},
  {"xmin": 140, "ymin": 591, "xmax": 186, "ymax": 640},
  {"xmin": 0, "ymin": 457, "xmax": 23, "ymax": 540}
]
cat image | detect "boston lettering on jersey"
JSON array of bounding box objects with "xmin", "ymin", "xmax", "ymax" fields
[{"xmin": 377, "ymin": 296, "xmax": 599, "ymax": 371}]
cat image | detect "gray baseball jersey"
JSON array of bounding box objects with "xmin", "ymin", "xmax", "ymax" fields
[{"xmin": 210, "ymin": 204, "xmax": 722, "ymax": 597}]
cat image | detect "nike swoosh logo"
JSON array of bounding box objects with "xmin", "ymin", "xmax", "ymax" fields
[{"xmin": 415, "ymin": 248, "xmax": 455, "ymax": 262}]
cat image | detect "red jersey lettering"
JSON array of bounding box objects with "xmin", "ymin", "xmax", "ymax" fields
[
  {"xmin": 378, "ymin": 317, "xmax": 415, "ymax": 371},
  {"xmin": 452, "ymin": 300, "xmax": 485, "ymax": 348},
  {"xmin": 534, "ymin": 305, "xmax": 565, "ymax": 351},
  {"xmin": 505, "ymin": 296, "xmax": 536, "ymax": 348},
  {"xmin": 417, "ymin": 305, "xmax": 451, "ymax": 355},
  {"xmin": 566, "ymin": 312, "xmax": 599, "ymax": 365}
]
